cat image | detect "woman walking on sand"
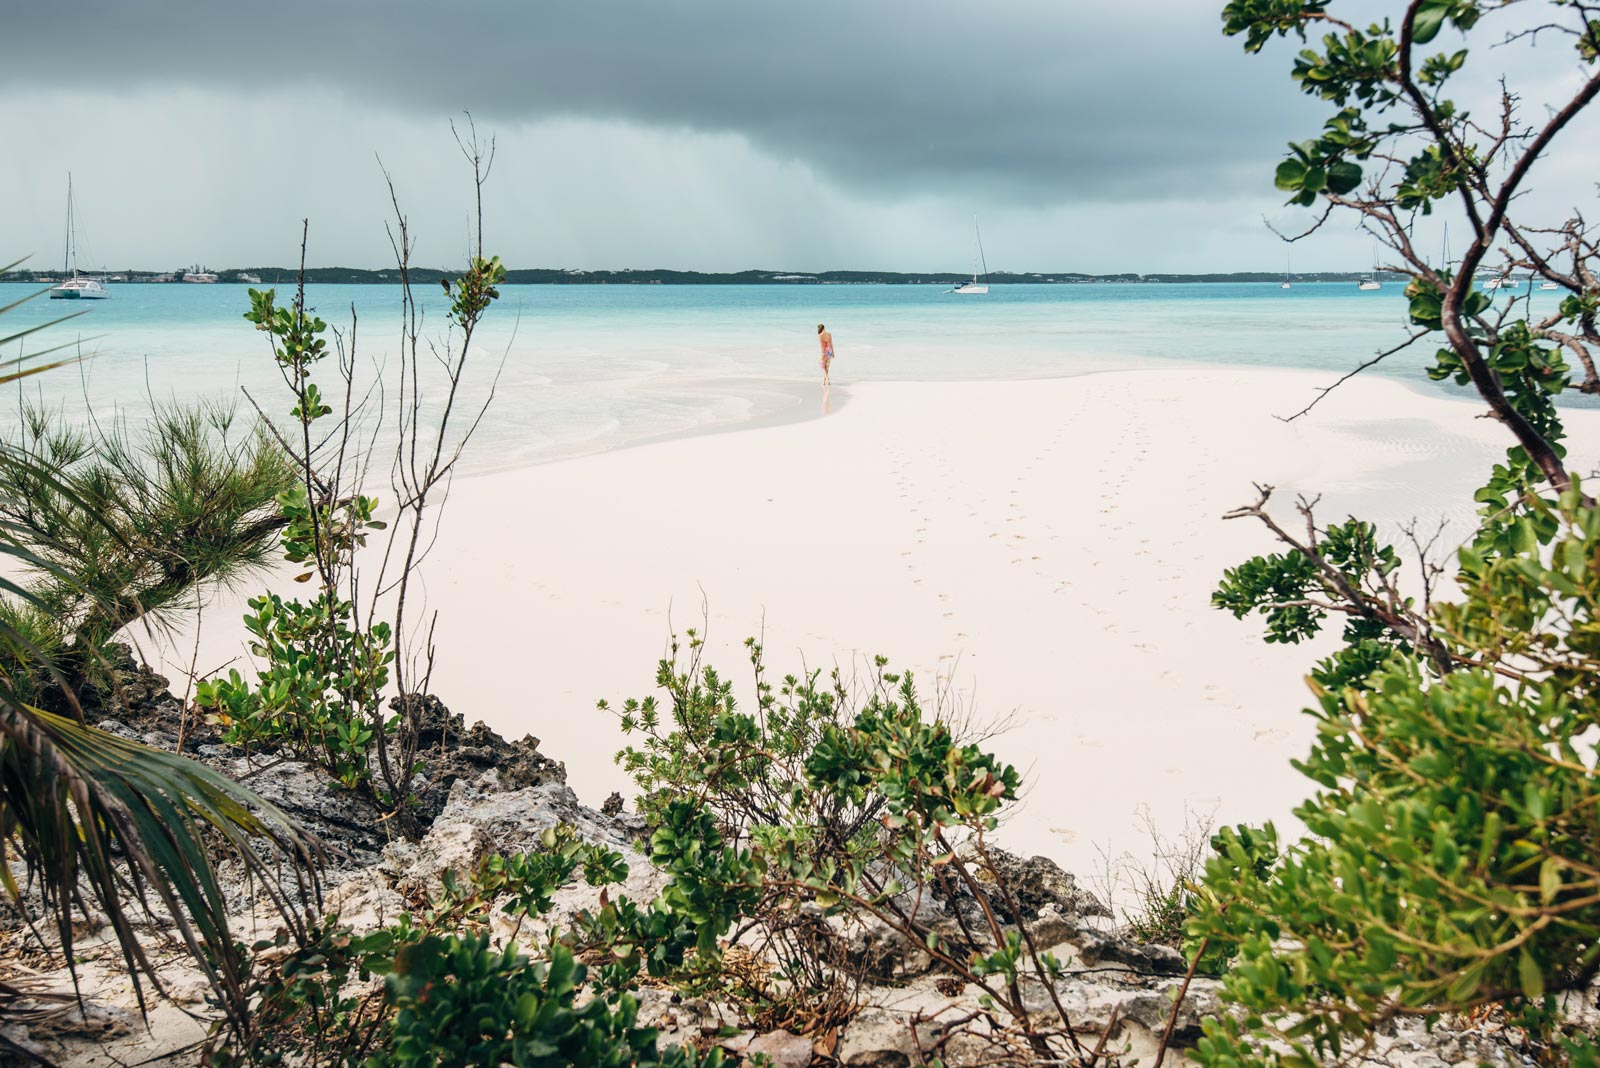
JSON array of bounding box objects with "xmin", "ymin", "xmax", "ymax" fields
[{"xmin": 817, "ymin": 323, "xmax": 835, "ymax": 386}]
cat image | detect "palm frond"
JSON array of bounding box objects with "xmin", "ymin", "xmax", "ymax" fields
[
  {"xmin": 0, "ymin": 702, "xmax": 325, "ymax": 1028},
  {"xmin": 0, "ymin": 255, "xmax": 324, "ymax": 1041}
]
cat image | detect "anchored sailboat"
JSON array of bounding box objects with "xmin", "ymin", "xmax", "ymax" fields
[
  {"xmin": 48, "ymin": 174, "xmax": 108, "ymax": 300},
  {"xmin": 1356, "ymin": 242, "xmax": 1382, "ymax": 290},
  {"xmin": 950, "ymin": 218, "xmax": 990, "ymax": 295}
]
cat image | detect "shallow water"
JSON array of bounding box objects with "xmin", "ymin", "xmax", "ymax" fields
[{"xmin": 0, "ymin": 280, "xmax": 1575, "ymax": 473}]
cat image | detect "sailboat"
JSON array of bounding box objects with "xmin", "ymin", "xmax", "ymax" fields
[
  {"xmin": 950, "ymin": 218, "xmax": 990, "ymax": 295},
  {"xmin": 1356, "ymin": 244, "xmax": 1382, "ymax": 290},
  {"xmin": 48, "ymin": 174, "xmax": 109, "ymax": 300},
  {"xmin": 1280, "ymin": 254, "xmax": 1292, "ymax": 289},
  {"xmin": 1540, "ymin": 280, "xmax": 1561, "ymax": 290}
]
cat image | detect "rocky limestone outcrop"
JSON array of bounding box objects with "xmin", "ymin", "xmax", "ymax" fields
[
  {"xmin": 8, "ymin": 661, "xmax": 1584, "ymax": 1068},
  {"xmin": 87, "ymin": 654, "xmax": 567, "ymax": 876}
]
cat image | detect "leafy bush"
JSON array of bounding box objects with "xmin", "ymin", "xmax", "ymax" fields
[
  {"xmin": 1204, "ymin": 3, "xmax": 1600, "ymax": 1065},
  {"xmin": 600, "ymin": 635, "xmax": 1126, "ymax": 1062},
  {"xmin": 217, "ymin": 826, "xmax": 705, "ymax": 1068},
  {"xmin": 197, "ymin": 248, "xmax": 506, "ymax": 825},
  {"xmin": 383, "ymin": 939, "xmax": 718, "ymax": 1068}
]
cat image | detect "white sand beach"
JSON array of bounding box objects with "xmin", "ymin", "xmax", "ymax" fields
[{"xmin": 145, "ymin": 366, "xmax": 1600, "ymax": 875}]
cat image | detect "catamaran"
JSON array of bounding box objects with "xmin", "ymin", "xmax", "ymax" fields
[
  {"xmin": 950, "ymin": 218, "xmax": 990, "ymax": 294},
  {"xmin": 47, "ymin": 174, "xmax": 108, "ymax": 300},
  {"xmin": 48, "ymin": 174, "xmax": 109, "ymax": 300}
]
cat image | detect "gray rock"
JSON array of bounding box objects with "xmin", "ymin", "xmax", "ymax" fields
[
  {"xmin": 383, "ymin": 777, "xmax": 642, "ymax": 906},
  {"xmin": 397, "ymin": 693, "xmax": 567, "ymax": 824},
  {"xmin": 836, "ymin": 1007, "xmax": 940, "ymax": 1068},
  {"xmin": 1071, "ymin": 928, "xmax": 1187, "ymax": 976},
  {"xmin": 1043, "ymin": 976, "xmax": 1220, "ymax": 1046},
  {"xmin": 227, "ymin": 754, "xmax": 391, "ymax": 872},
  {"xmin": 836, "ymin": 913, "xmax": 938, "ymax": 982},
  {"xmin": 979, "ymin": 848, "xmax": 1111, "ymax": 923},
  {"xmin": 746, "ymin": 1029, "xmax": 813, "ymax": 1068}
]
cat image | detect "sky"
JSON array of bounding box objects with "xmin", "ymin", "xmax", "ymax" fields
[{"xmin": 2, "ymin": 1, "xmax": 1597, "ymax": 274}]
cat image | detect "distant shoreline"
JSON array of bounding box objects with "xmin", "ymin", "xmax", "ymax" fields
[{"xmin": 1, "ymin": 268, "xmax": 1408, "ymax": 286}]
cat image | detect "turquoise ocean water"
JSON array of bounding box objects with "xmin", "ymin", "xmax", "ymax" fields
[{"xmin": 0, "ymin": 281, "xmax": 1573, "ymax": 474}]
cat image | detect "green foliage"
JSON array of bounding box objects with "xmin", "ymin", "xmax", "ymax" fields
[
  {"xmin": 441, "ymin": 255, "xmax": 507, "ymax": 328},
  {"xmin": 1214, "ymin": 517, "xmax": 1402, "ymax": 644},
  {"xmin": 1223, "ymin": 0, "xmax": 1596, "ymax": 535},
  {"xmin": 1426, "ymin": 319, "xmax": 1572, "ymax": 554},
  {"xmin": 0, "ymin": 399, "xmax": 294, "ymax": 694},
  {"xmin": 383, "ymin": 939, "xmax": 716, "ymax": 1068},
  {"xmin": 575, "ymin": 798, "xmax": 765, "ymax": 995},
  {"xmin": 1192, "ymin": 653, "xmax": 1600, "ymax": 1066},
  {"xmin": 1213, "ymin": 546, "xmax": 1326, "ymax": 643},
  {"xmin": 2, "ymin": 683, "xmax": 321, "ymax": 1034},
  {"xmin": 1272, "ymin": 110, "xmax": 1373, "ymax": 206},
  {"xmin": 601, "ymin": 639, "xmax": 1098, "ymax": 1059},
  {"xmin": 1211, "ymin": 4, "xmax": 1600, "ymax": 1063},
  {"xmin": 1213, "ymin": 517, "xmax": 1411, "ymax": 687},
  {"xmin": 207, "ymin": 248, "xmax": 502, "ymax": 822},
  {"xmin": 195, "ymin": 286, "xmax": 398, "ymax": 799},
  {"xmin": 197, "ymin": 590, "xmax": 394, "ymax": 790},
  {"xmin": 217, "ymin": 917, "xmax": 397, "ymax": 1068},
  {"xmin": 220, "ymin": 828, "xmax": 639, "ymax": 1068},
  {"xmin": 0, "ymin": 259, "xmax": 320, "ymax": 1051}
]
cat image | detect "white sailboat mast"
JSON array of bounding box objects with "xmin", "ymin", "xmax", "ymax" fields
[
  {"xmin": 974, "ymin": 217, "xmax": 989, "ymax": 285},
  {"xmin": 64, "ymin": 173, "xmax": 74, "ymax": 278}
]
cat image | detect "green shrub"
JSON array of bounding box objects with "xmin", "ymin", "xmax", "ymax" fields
[
  {"xmin": 1206, "ymin": 3, "xmax": 1600, "ymax": 1064},
  {"xmin": 599, "ymin": 636, "xmax": 1118, "ymax": 1060},
  {"xmin": 383, "ymin": 939, "xmax": 717, "ymax": 1068},
  {"xmin": 219, "ymin": 827, "xmax": 639, "ymax": 1068},
  {"xmin": 0, "ymin": 398, "xmax": 293, "ymax": 696}
]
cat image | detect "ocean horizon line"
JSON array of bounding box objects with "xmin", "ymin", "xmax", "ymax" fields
[{"xmin": 2, "ymin": 266, "xmax": 1413, "ymax": 286}]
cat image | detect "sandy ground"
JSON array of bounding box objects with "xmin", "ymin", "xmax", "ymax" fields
[{"xmin": 140, "ymin": 366, "xmax": 1600, "ymax": 879}]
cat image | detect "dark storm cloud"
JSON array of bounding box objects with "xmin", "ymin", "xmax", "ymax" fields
[{"xmin": 0, "ymin": 0, "xmax": 1313, "ymax": 203}]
